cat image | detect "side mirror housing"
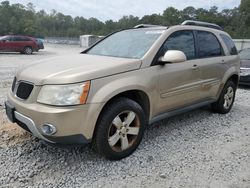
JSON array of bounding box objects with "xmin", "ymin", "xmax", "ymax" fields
[{"xmin": 159, "ymin": 50, "xmax": 187, "ymax": 64}]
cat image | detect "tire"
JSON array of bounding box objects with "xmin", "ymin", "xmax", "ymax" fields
[
  {"xmin": 23, "ymin": 46, "xmax": 33, "ymax": 55},
  {"xmin": 211, "ymin": 80, "xmax": 236, "ymax": 114},
  {"xmin": 93, "ymin": 98, "xmax": 146, "ymax": 160}
]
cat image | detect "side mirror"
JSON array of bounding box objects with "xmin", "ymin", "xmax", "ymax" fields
[{"xmin": 159, "ymin": 50, "xmax": 187, "ymax": 64}]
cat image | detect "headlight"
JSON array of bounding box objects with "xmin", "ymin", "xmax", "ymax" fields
[
  {"xmin": 240, "ymin": 68, "xmax": 250, "ymax": 76},
  {"xmin": 37, "ymin": 81, "xmax": 90, "ymax": 106}
]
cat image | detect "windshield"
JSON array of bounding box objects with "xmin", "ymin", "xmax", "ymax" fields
[
  {"xmin": 0, "ymin": 36, "xmax": 6, "ymax": 40},
  {"xmin": 87, "ymin": 29, "xmax": 164, "ymax": 59},
  {"xmin": 239, "ymin": 49, "xmax": 250, "ymax": 60}
]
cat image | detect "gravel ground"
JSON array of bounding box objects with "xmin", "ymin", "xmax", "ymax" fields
[{"xmin": 0, "ymin": 45, "xmax": 249, "ymax": 188}]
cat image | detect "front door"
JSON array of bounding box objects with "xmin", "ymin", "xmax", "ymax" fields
[
  {"xmin": 157, "ymin": 30, "xmax": 203, "ymax": 113},
  {"xmin": 0, "ymin": 36, "xmax": 12, "ymax": 51}
]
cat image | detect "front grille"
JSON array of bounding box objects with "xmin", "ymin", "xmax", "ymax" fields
[{"xmin": 16, "ymin": 82, "xmax": 34, "ymax": 100}]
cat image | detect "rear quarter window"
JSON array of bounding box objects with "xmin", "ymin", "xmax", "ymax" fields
[{"xmin": 220, "ymin": 34, "xmax": 238, "ymax": 55}]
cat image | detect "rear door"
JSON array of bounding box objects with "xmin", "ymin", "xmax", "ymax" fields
[{"xmin": 194, "ymin": 30, "xmax": 225, "ymax": 99}]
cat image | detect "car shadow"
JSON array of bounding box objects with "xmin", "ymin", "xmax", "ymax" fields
[
  {"xmin": 0, "ymin": 52, "xmax": 35, "ymax": 55},
  {"xmin": 0, "ymin": 50, "xmax": 54, "ymax": 56}
]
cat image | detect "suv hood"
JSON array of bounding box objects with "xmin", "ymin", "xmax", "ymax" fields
[{"xmin": 16, "ymin": 54, "xmax": 142, "ymax": 85}]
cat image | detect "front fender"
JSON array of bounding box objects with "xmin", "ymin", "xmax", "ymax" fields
[{"xmin": 87, "ymin": 68, "xmax": 158, "ymax": 118}]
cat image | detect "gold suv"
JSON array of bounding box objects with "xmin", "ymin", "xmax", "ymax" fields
[{"xmin": 5, "ymin": 21, "xmax": 240, "ymax": 160}]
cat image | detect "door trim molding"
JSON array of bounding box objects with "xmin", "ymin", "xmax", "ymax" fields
[{"xmin": 149, "ymin": 98, "xmax": 216, "ymax": 125}]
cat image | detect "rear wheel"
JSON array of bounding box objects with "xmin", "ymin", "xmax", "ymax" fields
[
  {"xmin": 23, "ymin": 46, "xmax": 33, "ymax": 55},
  {"xmin": 93, "ymin": 98, "xmax": 146, "ymax": 160},
  {"xmin": 211, "ymin": 80, "xmax": 236, "ymax": 114}
]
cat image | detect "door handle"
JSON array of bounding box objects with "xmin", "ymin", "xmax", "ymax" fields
[{"xmin": 192, "ymin": 64, "xmax": 199, "ymax": 70}]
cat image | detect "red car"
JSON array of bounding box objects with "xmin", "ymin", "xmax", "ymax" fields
[{"xmin": 0, "ymin": 35, "xmax": 39, "ymax": 54}]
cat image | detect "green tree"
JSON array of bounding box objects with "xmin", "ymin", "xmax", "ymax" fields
[
  {"xmin": 162, "ymin": 7, "xmax": 181, "ymax": 25},
  {"xmin": 0, "ymin": 0, "xmax": 249, "ymax": 38}
]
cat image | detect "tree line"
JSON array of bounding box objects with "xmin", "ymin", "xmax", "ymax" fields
[{"xmin": 0, "ymin": 0, "xmax": 249, "ymax": 38}]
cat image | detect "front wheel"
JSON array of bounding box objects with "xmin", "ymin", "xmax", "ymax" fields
[
  {"xmin": 211, "ymin": 80, "xmax": 236, "ymax": 114},
  {"xmin": 93, "ymin": 98, "xmax": 146, "ymax": 160}
]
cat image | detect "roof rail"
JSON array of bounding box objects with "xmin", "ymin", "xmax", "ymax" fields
[
  {"xmin": 133, "ymin": 24, "xmax": 163, "ymax": 29},
  {"xmin": 181, "ymin": 20, "xmax": 223, "ymax": 31}
]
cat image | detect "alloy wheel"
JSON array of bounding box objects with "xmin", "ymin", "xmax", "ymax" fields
[
  {"xmin": 108, "ymin": 111, "xmax": 140, "ymax": 152},
  {"xmin": 224, "ymin": 86, "xmax": 234, "ymax": 109},
  {"xmin": 25, "ymin": 47, "xmax": 32, "ymax": 54}
]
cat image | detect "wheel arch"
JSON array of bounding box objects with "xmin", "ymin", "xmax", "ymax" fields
[
  {"xmin": 228, "ymin": 74, "xmax": 239, "ymax": 86},
  {"xmin": 23, "ymin": 45, "xmax": 33, "ymax": 50},
  {"xmin": 217, "ymin": 72, "xmax": 239, "ymax": 99},
  {"xmin": 98, "ymin": 89, "xmax": 150, "ymax": 122},
  {"xmin": 92, "ymin": 89, "xmax": 151, "ymax": 141}
]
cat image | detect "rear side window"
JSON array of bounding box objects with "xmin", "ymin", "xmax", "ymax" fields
[
  {"xmin": 22, "ymin": 37, "xmax": 32, "ymax": 41},
  {"xmin": 197, "ymin": 31, "xmax": 222, "ymax": 58},
  {"xmin": 13, "ymin": 37, "xmax": 22, "ymax": 41},
  {"xmin": 220, "ymin": 34, "xmax": 238, "ymax": 55},
  {"xmin": 163, "ymin": 30, "xmax": 195, "ymax": 60},
  {"xmin": 13, "ymin": 36, "xmax": 31, "ymax": 41}
]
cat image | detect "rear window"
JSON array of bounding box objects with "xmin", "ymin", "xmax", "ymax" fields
[
  {"xmin": 220, "ymin": 34, "xmax": 238, "ymax": 55},
  {"xmin": 197, "ymin": 31, "xmax": 222, "ymax": 58}
]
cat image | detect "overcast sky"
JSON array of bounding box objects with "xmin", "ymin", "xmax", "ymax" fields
[{"xmin": 4, "ymin": 0, "xmax": 241, "ymax": 21}]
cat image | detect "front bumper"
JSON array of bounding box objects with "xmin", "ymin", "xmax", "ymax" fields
[{"xmin": 6, "ymin": 91, "xmax": 104, "ymax": 144}]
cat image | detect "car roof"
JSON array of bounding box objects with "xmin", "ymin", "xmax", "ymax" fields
[{"xmin": 133, "ymin": 20, "xmax": 226, "ymax": 34}]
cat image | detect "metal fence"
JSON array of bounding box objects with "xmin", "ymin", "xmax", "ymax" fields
[
  {"xmin": 44, "ymin": 37, "xmax": 80, "ymax": 45},
  {"xmin": 233, "ymin": 39, "xmax": 250, "ymax": 51}
]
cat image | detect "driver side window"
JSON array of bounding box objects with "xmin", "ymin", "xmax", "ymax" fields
[{"xmin": 163, "ymin": 30, "xmax": 195, "ymax": 60}]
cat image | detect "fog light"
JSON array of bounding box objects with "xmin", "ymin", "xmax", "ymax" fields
[{"xmin": 41, "ymin": 124, "xmax": 57, "ymax": 136}]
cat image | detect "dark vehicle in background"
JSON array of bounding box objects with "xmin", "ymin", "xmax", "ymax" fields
[
  {"xmin": 239, "ymin": 48, "xmax": 250, "ymax": 86},
  {"xmin": 0, "ymin": 35, "xmax": 39, "ymax": 54},
  {"xmin": 36, "ymin": 38, "xmax": 44, "ymax": 50}
]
